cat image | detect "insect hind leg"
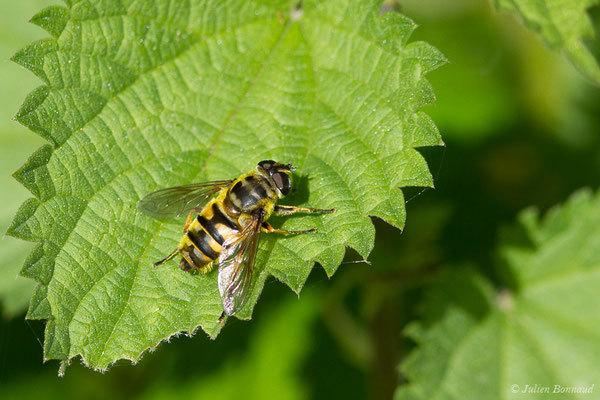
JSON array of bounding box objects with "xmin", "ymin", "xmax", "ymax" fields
[
  {"xmin": 179, "ymin": 258, "xmax": 194, "ymax": 271},
  {"xmin": 153, "ymin": 248, "xmax": 180, "ymax": 268},
  {"xmin": 262, "ymin": 222, "xmax": 316, "ymax": 235}
]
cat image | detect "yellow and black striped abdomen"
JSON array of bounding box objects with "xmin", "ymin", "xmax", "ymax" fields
[
  {"xmin": 178, "ymin": 172, "xmax": 279, "ymax": 272},
  {"xmin": 179, "ymin": 201, "xmax": 239, "ymax": 272}
]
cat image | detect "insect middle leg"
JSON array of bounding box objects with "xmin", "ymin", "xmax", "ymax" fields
[
  {"xmin": 273, "ymin": 205, "xmax": 336, "ymax": 216},
  {"xmin": 154, "ymin": 208, "xmax": 202, "ymax": 268},
  {"xmin": 183, "ymin": 208, "xmax": 203, "ymax": 233}
]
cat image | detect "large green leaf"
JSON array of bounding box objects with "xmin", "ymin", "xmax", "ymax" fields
[
  {"xmin": 9, "ymin": 0, "xmax": 444, "ymax": 371},
  {"xmin": 396, "ymin": 189, "xmax": 600, "ymax": 399},
  {"xmin": 494, "ymin": 0, "xmax": 600, "ymax": 85}
]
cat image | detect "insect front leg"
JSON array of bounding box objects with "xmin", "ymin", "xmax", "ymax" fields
[
  {"xmin": 262, "ymin": 222, "xmax": 316, "ymax": 235},
  {"xmin": 273, "ymin": 205, "xmax": 336, "ymax": 216}
]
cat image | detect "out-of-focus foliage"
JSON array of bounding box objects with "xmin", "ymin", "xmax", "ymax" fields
[
  {"xmin": 0, "ymin": 291, "xmax": 318, "ymax": 400},
  {"xmin": 140, "ymin": 293, "xmax": 317, "ymax": 400},
  {"xmin": 396, "ymin": 0, "xmax": 522, "ymax": 144},
  {"xmin": 495, "ymin": 0, "xmax": 600, "ymax": 85},
  {"xmin": 396, "ymin": 189, "xmax": 600, "ymax": 399},
  {"xmin": 401, "ymin": 0, "xmax": 600, "ymax": 146}
]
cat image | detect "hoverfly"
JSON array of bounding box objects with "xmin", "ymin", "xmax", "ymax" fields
[{"xmin": 137, "ymin": 160, "xmax": 335, "ymax": 320}]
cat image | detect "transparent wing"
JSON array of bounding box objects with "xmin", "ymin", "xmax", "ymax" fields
[
  {"xmin": 218, "ymin": 211, "xmax": 264, "ymax": 317},
  {"xmin": 137, "ymin": 180, "xmax": 233, "ymax": 218}
]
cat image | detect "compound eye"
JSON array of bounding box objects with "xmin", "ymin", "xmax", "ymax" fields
[
  {"xmin": 272, "ymin": 172, "xmax": 291, "ymax": 196},
  {"xmin": 258, "ymin": 160, "xmax": 275, "ymax": 171}
]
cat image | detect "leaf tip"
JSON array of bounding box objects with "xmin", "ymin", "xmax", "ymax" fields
[
  {"xmin": 29, "ymin": 6, "xmax": 69, "ymax": 38},
  {"xmin": 25, "ymin": 283, "xmax": 51, "ymax": 320},
  {"xmin": 14, "ymin": 86, "xmax": 57, "ymax": 144},
  {"xmin": 6, "ymin": 198, "xmax": 40, "ymax": 241},
  {"xmin": 13, "ymin": 144, "xmax": 55, "ymax": 200},
  {"xmin": 11, "ymin": 39, "xmax": 57, "ymax": 84},
  {"xmin": 14, "ymin": 85, "xmax": 50, "ymax": 123},
  {"xmin": 58, "ymin": 360, "xmax": 68, "ymax": 377}
]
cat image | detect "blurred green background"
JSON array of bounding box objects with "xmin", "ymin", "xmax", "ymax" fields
[{"xmin": 1, "ymin": 0, "xmax": 599, "ymax": 399}]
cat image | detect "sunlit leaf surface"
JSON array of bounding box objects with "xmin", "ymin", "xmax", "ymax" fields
[{"xmin": 9, "ymin": 0, "xmax": 444, "ymax": 371}]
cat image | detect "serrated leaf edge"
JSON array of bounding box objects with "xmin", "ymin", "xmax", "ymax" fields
[{"xmin": 11, "ymin": 0, "xmax": 446, "ymax": 372}]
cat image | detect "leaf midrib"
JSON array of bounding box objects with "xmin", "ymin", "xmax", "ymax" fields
[
  {"xmin": 30, "ymin": 14, "xmax": 284, "ymax": 306},
  {"xmin": 90, "ymin": 20, "xmax": 295, "ymax": 362}
]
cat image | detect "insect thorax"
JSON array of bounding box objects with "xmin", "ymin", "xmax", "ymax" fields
[{"xmin": 226, "ymin": 173, "xmax": 278, "ymax": 214}]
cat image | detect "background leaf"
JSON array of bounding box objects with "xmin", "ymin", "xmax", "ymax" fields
[
  {"xmin": 396, "ymin": 189, "xmax": 600, "ymax": 400},
  {"xmin": 8, "ymin": 0, "xmax": 444, "ymax": 371},
  {"xmin": 494, "ymin": 0, "xmax": 600, "ymax": 85}
]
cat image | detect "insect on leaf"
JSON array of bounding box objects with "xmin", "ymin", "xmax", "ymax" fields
[{"xmin": 9, "ymin": 0, "xmax": 445, "ymax": 372}]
